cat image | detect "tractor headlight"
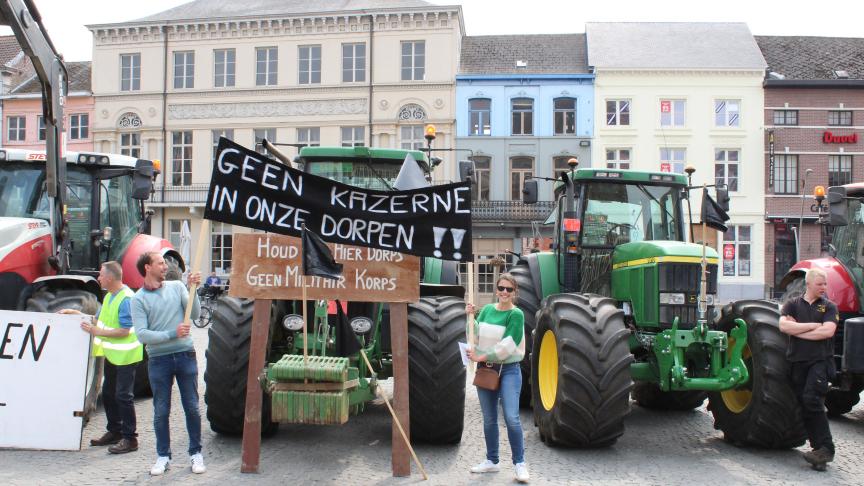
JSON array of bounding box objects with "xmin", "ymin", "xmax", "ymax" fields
[
  {"xmin": 350, "ymin": 317, "xmax": 373, "ymax": 334},
  {"xmin": 659, "ymin": 293, "xmax": 686, "ymax": 305},
  {"xmin": 282, "ymin": 314, "xmax": 304, "ymax": 331}
]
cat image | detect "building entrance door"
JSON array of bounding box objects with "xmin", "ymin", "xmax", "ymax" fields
[{"xmin": 774, "ymin": 223, "xmax": 797, "ymax": 297}]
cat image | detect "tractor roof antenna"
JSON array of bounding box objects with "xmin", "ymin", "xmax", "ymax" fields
[{"xmin": 684, "ymin": 165, "xmax": 696, "ymax": 243}]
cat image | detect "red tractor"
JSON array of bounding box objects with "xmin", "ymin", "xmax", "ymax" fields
[{"xmin": 777, "ymin": 183, "xmax": 864, "ymax": 416}]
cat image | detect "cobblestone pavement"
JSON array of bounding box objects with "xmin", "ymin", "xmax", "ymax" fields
[{"xmin": 2, "ymin": 326, "xmax": 863, "ymax": 485}]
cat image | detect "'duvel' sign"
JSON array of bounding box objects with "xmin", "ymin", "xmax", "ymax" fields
[
  {"xmin": 204, "ymin": 138, "xmax": 472, "ymax": 262},
  {"xmin": 0, "ymin": 310, "xmax": 91, "ymax": 450},
  {"xmin": 229, "ymin": 233, "xmax": 420, "ymax": 302}
]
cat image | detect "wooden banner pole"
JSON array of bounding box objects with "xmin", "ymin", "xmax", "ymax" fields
[
  {"xmin": 184, "ymin": 219, "xmax": 209, "ymax": 324},
  {"xmin": 467, "ymin": 261, "xmax": 475, "ymax": 372},
  {"xmin": 240, "ymin": 299, "xmax": 271, "ymax": 473}
]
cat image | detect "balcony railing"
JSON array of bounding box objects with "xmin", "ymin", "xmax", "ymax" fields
[
  {"xmin": 472, "ymin": 200, "xmax": 555, "ymax": 223},
  {"xmin": 148, "ymin": 184, "xmax": 210, "ymax": 206},
  {"xmin": 147, "ymin": 184, "xmax": 555, "ymax": 223}
]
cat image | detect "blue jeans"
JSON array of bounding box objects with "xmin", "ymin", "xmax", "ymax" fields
[
  {"xmin": 148, "ymin": 351, "xmax": 201, "ymax": 458},
  {"xmin": 476, "ymin": 362, "xmax": 525, "ymax": 464}
]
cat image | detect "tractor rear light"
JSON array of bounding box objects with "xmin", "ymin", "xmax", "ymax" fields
[
  {"xmin": 563, "ymin": 218, "xmax": 581, "ymax": 232},
  {"xmin": 282, "ymin": 314, "xmax": 304, "ymax": 331}
]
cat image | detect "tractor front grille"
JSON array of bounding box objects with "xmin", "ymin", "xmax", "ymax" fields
[{"xmin": 658, "ymin": 262, "xmax": 717, "ymax": 329}]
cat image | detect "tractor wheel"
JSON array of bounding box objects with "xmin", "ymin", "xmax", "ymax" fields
[
  {"xmin": 532, "ymin": 293, "xmax": 633, "ymax": 447},
  {"xmin": 25, "ymin": 287, "xmax": 103, "ymax": 420},
  {"xmin": 512, "ymin": 259, "xmax": 540, "ymax": 407},
  {"xmin": 632, "ymin": 382, "xmax": 707, "ymax": 411},
  {"xmin": 707, "ymin": 300, "xmax": 806, "ymax": 448},
  {"xmin": 780, "ymin": 277, "xmax": 805, "ymax": 304},
  {"xmin": 204, "ymin": 296, "xmax": 277, "ymax": 436},
  {"xmin": 407, "ymin": 296, "xmax": 466, "ymax": 444},
  {"xmin": 825, "ymin": 389, "xmax": 863, "ymax": 417}
]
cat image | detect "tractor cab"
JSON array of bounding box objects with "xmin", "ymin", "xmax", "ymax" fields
[
  {"xmin": 824, "ymin": 184, "xmax": 864, "ymax": 302},
  {"xmin": 295, "ymin": 146, "xmax": 430, "ymax": 190}
]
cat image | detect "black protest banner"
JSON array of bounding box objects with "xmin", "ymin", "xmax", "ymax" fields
[{"xmin": 204, "ymin": 138, "xmax": 472, "ymax": 262}]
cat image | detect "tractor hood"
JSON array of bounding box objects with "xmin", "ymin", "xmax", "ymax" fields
[
  {"xmin": 612, "ymin": 241, "xmax": 719, "ymax": 268},
  {"xmin": 0, "ymin": 217, "xmax": 51, "ymax": 254},
  {"xmin": 0, "ymin": 217, "xmax": 53, "ymax": 282}
]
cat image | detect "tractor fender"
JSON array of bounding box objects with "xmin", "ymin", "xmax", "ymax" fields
[
  {"xmin": 522, "ymin": 251, "xmax": 560, "ymax": 303},
  {"xmin": 119, "ymin": 234, "xmax": 185, "ymax": 289},
  {"xmin": 779, "ymin": 257, "xmax": 860, "ymax": 313},
  {"xmin": 18, "ymin": 274, "xmax": 103, "ymax": 309}
]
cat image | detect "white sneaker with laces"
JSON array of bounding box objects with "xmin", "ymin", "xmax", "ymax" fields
[
  {"xmin": 470, "ymin": 459, "xmax": 500, "ymax": 473},
  {"xmin": 191, "ymin": 453, "xmax": 206, "ymax": 474},
  {"xmin": 150, "ymin": 456, "xmax": 170, "ymax": 476},
  {"xmin": 515, "ymin": 462, "xmax": 530, "ymax": 483}
]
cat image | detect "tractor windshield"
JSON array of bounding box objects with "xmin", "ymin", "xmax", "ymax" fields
[
  {"xmin": 831, "ymin": 198, "xmax": 864, "ymax": 298},
  {"xmin": 0, "ymin": 163, "xmax": 50, "ymax": 220},
  {"xmin": 581, "ymin": 182, "xmax": 683, "ymax": 246},
  {"xmin": 303, "ymin": 158, "xmax": 404, "ymax": 190}
]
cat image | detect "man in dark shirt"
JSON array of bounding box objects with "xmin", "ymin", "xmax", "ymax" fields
[{"xmin": 779, "ymin": 267, "xmax": 839, "ymax": 471}]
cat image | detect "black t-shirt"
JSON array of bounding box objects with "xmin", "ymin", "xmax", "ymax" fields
[{"xmin": 780, "ymin": 296, "xmax": 839, "ymax": 362}]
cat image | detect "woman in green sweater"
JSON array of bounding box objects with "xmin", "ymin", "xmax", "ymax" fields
[{"xmin": 466, "ymin": 273, "xmax": 529, "ymax": 483}]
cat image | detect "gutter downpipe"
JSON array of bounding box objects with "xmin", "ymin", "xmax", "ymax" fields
[
  {"xmin": 367, "ymin": 14, "xmax": 374, "ymax": 146},
  {"xmin": 161, "ymin": 24, "xmax": 168, "ymax": 238}
]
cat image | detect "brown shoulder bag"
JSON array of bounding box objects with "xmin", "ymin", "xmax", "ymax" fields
[{"xmin": 473, "ymin": 362, "xmax": 502, "ymax": 391}]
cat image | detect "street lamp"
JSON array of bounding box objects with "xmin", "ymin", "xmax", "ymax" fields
[{"xmin": 794, "ymin": 168, "xmax": 814, "ymax": 262}]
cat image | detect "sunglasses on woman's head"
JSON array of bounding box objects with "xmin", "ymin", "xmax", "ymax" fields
[{"xmin": 497, "ymin": 285, "xmax": 515, "ymax": 293}]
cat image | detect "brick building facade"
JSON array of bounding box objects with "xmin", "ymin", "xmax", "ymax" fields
[{"xmin": 758, "ymin": 36, "xmax": 864, "ymax": 296}]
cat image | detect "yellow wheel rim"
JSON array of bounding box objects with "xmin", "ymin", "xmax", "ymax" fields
[
  {"xmin": 538, "ymin": 330, "xmax": 559, "ymax": 411},
  {"xmin": 720, "ymin": 341, "xmax": 753, "ymax": 414}
]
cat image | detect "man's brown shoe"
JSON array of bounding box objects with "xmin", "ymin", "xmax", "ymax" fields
[
  {"xmin": 803, "ymin": 447, "xmax": 834, "ymax": 471},
  {"xmin": 90, "ymin": 431, "xmax": 122, "ymax": 446},
  {"xmin": 108, "ymin": 438, "xmax": 138, "ymax": 454}
]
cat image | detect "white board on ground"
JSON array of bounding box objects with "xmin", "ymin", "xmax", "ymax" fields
[{"xmin": 0, "ymin": 310, "xmax": 91, "ymax": 450}]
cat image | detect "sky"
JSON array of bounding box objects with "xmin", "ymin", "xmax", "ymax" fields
[{"xmin": 1, "ymin": 0, "xmax": 862, "ymax": 61}]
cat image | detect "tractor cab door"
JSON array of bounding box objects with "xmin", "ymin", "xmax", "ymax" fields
[{"xmin": 98, "ymin": 174, "xmax": 146, "ymax": 262}]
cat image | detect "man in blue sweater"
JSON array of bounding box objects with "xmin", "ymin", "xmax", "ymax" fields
[{"xmin": 131, "ymin": 252, "xmax": 203, "ymax": 476}]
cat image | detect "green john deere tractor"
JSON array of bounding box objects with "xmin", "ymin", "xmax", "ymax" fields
[
  {"xmin": 204, "ymin": 145, "xmax": 467, "ymax": 443},
  {"xmin": 515, "ymin": 162, "xmax": 805, "ymax": 448}
]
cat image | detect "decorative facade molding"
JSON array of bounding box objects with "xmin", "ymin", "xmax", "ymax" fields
[
  {"xmin": 398, "ymin": 103, "xmax": 427, "ymax": 121},
  {"xmin": 167, "ymin": 98, "xmax": 368, "ymax": 120},
  {"xmin": 90, "ymin": 9, "xmax": 461, "ymax": 46},
  {"xmin": 117, "ymin": 112, "xmax": 142, "ymax": 129}
]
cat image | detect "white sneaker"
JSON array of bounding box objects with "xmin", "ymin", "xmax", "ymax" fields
[
  {"xmin": 470, "ymin": 459, "xmax": 500, "ymax": 473},
  {"xmin": 515, "ymin": 462, "xmax": 530, "ymax": 483},
  {"xmin": 191, "ymin": 453, "xmax": 206, "ymax": 474},
  {"xmin": 150, "ymin": 456, "xmax": 170, "ymax": 476}
]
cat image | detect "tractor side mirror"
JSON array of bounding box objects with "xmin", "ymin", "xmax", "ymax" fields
[
  {"xmin": 458, "ymin": 160, "xmax": 474, "ymax": 182},
  {"xmin": 132, "ymin": 159, "xmax": 155, "ymax": 200},
  {"xmin": 827, "ymin": 186, "xmax": 848, "ymax": 226},
  {"xmin": 715, "ymin": 187, "xmax": 730, "ymax": 212},
  {"xmin": 523, "ymin": 179, "xmax": 538, "ymax": 204}
]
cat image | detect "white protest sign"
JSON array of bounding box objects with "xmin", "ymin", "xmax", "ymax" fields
[{"xmin": 0, "ymin": 310, "xmax": 91, "ymax": 450}]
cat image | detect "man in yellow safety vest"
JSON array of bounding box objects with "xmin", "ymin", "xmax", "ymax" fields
[{"xmin": 61, "ymin": 261, "xmax": 143, "ymax": 454}]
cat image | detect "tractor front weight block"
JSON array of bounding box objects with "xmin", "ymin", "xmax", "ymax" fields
[{"xmin": 653, "ymin": 317, "xmax": 749, "ymax": 392}]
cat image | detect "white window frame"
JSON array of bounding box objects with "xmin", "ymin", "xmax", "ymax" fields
[
  {"xmin": 299, "ymin": 45, "xmax": 321, "ymax": 85},
  {"xmin": 340, "ymin": 127, "xmax": 364, "ymax": 147},
  {"xmin": 828, "ymin": 155, "xmax": 853, "ymax": 187},
  {"xmin": 773, "ymin": 154, "xmax": 798, "ymax": 194},
  {"xmin": 553, "ymin": 98, "xmax": 577, "ymax": 135},
  {"xmin": 6, "ymin": 115, "xmax": 25, "ymax": 141},
  {"xmin": 254, "ymin": 128, "xmax": 277, "ymax": 155},
  {"xmin": 400, "ymin": 125, "xmax": 424, "ymax": 151},
  {"xmin": 341, "ymin": 43, "xmax": 366, "ymax": 83},
  {"xmin": 714, "ymin": 149, "xmax": 740, "ymax": 192},
  {"xmin": 212, "ymin": 129, "xmax": 234, "ymax": 160},
  {"xmin": 297, "ymin": 127, "xmax": 320, "ymax": 147},
  {"xmin": 120, "ymin": 53, "xmax": 141, "ymax": 91},
  {"xmin": 214, "ymin": 48, "xmax": 236, "ymax": 88},
  {"xmin": 38, "ymin": 115, "xmax": 45, "ymax": 141},
  {"xmin": 472, "ymin": 156, "xmax": 491, "ymax": 202},
  {"xmin": 660, "ymin": 99, "xmax": 686, "ymax": 128},
  {"xmin": 119, "ymin": 133, "xmax": 140, "ymax": 157},
  {"xmin": 211, "ymin": 222, "xmax": 233, "ymax": 275},
  {"xmin": 168, "ymin": 219, "xmax": 191, "ymax": 249},
  {"xmin": 69, "ymin": 114, "xmax": 89, "ymax": 140},
  {"xmin": 722, "ymin": 225, "xmax": 751, "ymax": 277},
  {"xmin": 773, "ymin": 110, "xmax": 798, "ymax": 126},
  {"xmin": 605, "ymin": 148, "xmax": 631, "ymax": 170},
  {"xmin": 469, "ymin": 98, "xmax": 491, "ymax": 136},
  {"xmin": 171, "ymin": 131, "xmax": 193, "ymax": 186},
  {"xmin": 714, "ymin": 99, "xmax": 740, "ymax": 127},
  {"xmin": 256, "ymin": 47, "xmax": 278, "ymax": 86},
  {"xmin": 606, "ymin": 99, "xmax": 630, "ymax": 126},
  {"xmin": 511, "ymin": 98, "xmax": 534, "ymax": 136},
  {"xmin": 510, "ymin": 157, "xmax": 534, "ymax": 200},
  {"xmin": 659, "ymin": 147, "xmax": 686, "ymax": 174},
  {"xmin": 173, "ymin": 51, "xmax": 195, "ymax": 89},
  {"xmin": 401, "ymin": 41, "xmax": 425, "ymax": 81}
]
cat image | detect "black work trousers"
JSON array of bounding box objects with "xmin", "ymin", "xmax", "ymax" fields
[
  {"xmin": 103, "ymin": 360, "xmax": 138, "ymax": 439},
  {"xmin": 789, "ymin": 359, "xmax": 835, "ymax": 453}
]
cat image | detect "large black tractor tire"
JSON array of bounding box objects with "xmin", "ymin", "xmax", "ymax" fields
[
  {"xmin": 512, "ymin": 259, "xmax": 540, "ymax": 407},
  {"xmin": 632, "ymin": 382, "xmax": 707, "ymax": 411},
  {"xmin": 707, "ymin": 300, "xmax": 806, "ymax": 448},
  {"xmin": 532, "ymin": 293, "xmax": 633, "ymax": 448},
  {"xmin": 204, "ymin": 296, "xmax": 277, "ymax": 436},
  {"xmin": 825, "ymin": 389, "xmax": 863, "ymax": 417},
  {"xmin": 25, "ymin": 288, "xmax": 103, "ymax": 420},
  {"xmin": 407, "ymin": 296, "xmax": 466, "ymax": 444}
]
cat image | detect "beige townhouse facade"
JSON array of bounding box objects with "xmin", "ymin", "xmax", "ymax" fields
[
  {"xmin": 87, "ymin": 0, "xmax": 463, "ymax": 276},
  {"xmin": 587, "ymin": 23, "xmax": 769, "ymax": 301}
]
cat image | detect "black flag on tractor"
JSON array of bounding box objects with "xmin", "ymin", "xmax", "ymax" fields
[
  {"xmin": 701, "ymin": 188, "xmax": 730, "ymax": 233},
  {"xmin": 301, "ymin": 224, "xmax": 344, "ymax": 279},
  {"xmin": 334, "ymin": 301, "xmax": 363, "ymax": 357}
]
